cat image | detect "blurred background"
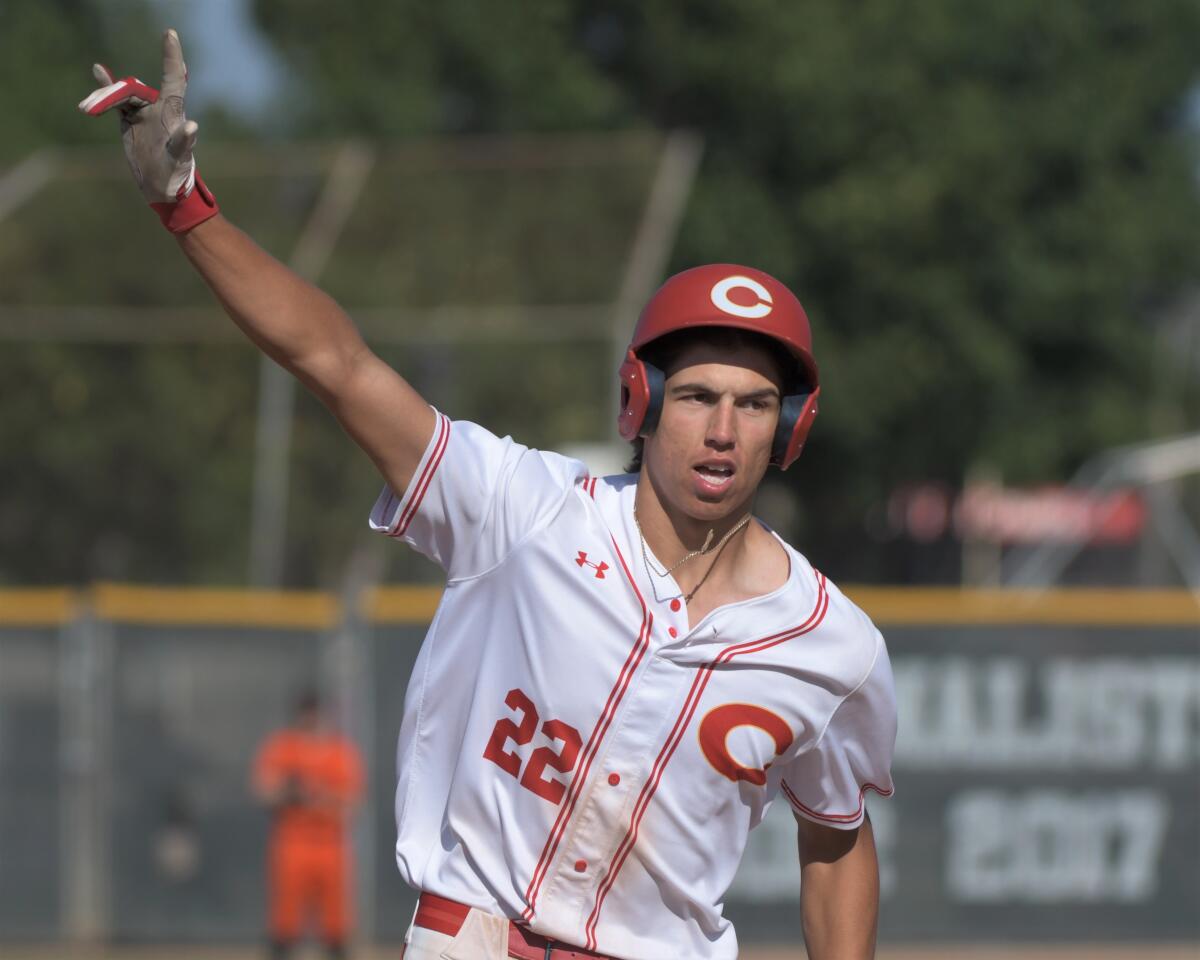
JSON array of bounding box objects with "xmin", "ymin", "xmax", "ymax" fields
[{"xmin": 0, "ymin": 0, "xmax": 1197, "ymax": 957}]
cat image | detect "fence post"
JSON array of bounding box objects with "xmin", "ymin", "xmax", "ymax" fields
[
  {"xmin": 60, "ymin": 592, "xmax": 112, "ymax": 943},
  {"xmin": 333, "ymin": 540, "xmax": 386, "ymax": 946}
]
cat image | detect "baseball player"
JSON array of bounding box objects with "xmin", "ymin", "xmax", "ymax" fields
[{"xmin": 81, "ymin": 31, "xmax": 897, "ymax": 960}]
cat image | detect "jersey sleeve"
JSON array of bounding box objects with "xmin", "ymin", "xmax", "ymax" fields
[
  {"xmin": 779, "ymin": 632, "xmax": 897, "ymax": 830},
  {"xmin": 368, "ymin": 409, "xmax": 587, "ymax": 579}
]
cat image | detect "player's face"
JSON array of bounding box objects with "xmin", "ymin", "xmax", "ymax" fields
[{"xmin": 643, "ymin": 341, "xmax": 783, "ymax": 522}]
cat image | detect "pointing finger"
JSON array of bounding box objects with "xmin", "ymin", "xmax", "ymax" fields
[
  {"xmin": 92, "ymin": 63, "xmax": 116, "ymax": 86},
  {"xmin": 160, "ymin": 28, "xmax": 188, "ymax": 100}
]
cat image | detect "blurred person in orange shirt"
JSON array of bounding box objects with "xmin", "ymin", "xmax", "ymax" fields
[{"xmin": 253, "ymin": 689, "xmax": 365, "ymax": 960}]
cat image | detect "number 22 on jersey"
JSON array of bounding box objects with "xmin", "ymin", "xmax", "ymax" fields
[{"xmin": 483, "ymin": 688, "xmax": 583, "ymax": 805}]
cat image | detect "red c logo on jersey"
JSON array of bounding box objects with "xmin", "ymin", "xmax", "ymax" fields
[{"xmin": 698, "ymin": 703, "xmax": 793, "ymax": 786}]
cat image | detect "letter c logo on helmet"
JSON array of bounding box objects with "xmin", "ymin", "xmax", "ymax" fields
[
  {"xmin": 710, "ymin": 276, "xmax": 774, "ymax": 319},
  {"xmin": 617, "ymin": 264, "xmax": 821, "ymax": 469}
]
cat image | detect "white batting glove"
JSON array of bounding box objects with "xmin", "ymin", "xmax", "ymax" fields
[{"xmin": 78, "ymin": 29, "xmax": 218, "ymax": 233}]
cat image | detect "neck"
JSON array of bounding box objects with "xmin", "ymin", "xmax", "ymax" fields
[{"xmin": 634, "ymin": 471, "xmax": 754, "ymax": 567}]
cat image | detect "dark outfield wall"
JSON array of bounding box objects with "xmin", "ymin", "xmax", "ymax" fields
[
  {"xmin": 0, "ymin": 624, "xmax": 60, "ymax": 939},
  {"xmin": 723, "ymin": 620, "xmax": 1199, "ymax": 943}
]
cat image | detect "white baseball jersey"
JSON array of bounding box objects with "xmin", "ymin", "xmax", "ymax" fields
[{"xmin": 370, "ymin": 411, "xmax": 897, "ymax": 960}]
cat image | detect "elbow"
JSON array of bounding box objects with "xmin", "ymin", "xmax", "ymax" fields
[{"xmin": 291, "ymin": 342, "xmax": 369, "ymax": 406}]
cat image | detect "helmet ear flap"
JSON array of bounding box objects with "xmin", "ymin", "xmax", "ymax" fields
[
  {"xmin": 771, "ymin": 387, "xmax": 820, "ymax": 469},
  {"xmin": 617, "ymin": 351, "xmax": 666, "ymax": 440}
]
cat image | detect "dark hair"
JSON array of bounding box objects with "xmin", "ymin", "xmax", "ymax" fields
[
  {"xmin": 623, "ymin": 327, "xmax": 801, "ymax": 472},
  {"xmin": 625, "ymin": 437, "xmax": 646, "ymax": 474}
]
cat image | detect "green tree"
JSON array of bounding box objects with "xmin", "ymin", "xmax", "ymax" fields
[
  {"xmin": 0, "ymin": 0, "xmax": 153, "ymax": 166},
  {"xmin": 251, "ymin": 0, "xmax": 1200, "ymax": 579},
  {"xmin": 6, "ymin": 2, "xmax": 1198, "ymax": 585},
  {"xmin": 251, "ymin": 1, "xmax": 626, "ymax": 136}
]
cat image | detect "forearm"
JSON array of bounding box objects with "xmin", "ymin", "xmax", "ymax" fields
[
  {"xmin": 82, "ymin": 30, "xmax": 438, "ymax": 493},
  {"xmin": 177, "ymin": 214, "xmax": 367, "ymax": 398},
  {"xmin": 799, "ymin": 819, "xmax": 879, "ymax": 959}
]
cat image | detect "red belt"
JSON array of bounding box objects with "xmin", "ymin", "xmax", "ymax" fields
[{"xmin": 414, "ymin": 892, "xmax": 616, "ymax": 960}]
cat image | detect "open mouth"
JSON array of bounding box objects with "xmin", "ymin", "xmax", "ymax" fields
[{"xmin": 694, "ymin": 463, "xmax": 735, "ymax": 488}]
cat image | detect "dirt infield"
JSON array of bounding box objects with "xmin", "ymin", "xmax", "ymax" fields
[{"xmin": 1, "ymin": 945, "xmax": 1195, "ymax": 960}]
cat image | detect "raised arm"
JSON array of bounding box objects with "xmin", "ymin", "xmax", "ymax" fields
[
  {"xmin": 797, "ymin": 813, "xmax": 880, "ymax": 959},
  {"xmin": 176, "ymin": 215, "xmax": 434, "ymax": 495},
  {"xmin": 78, "ymin": 30, "xmax": 434, "ymax": 497}
]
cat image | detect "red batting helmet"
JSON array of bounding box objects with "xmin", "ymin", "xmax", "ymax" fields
[{"xmin": 617, "ymin": 264, "xmax": 820, "ymax": 470}]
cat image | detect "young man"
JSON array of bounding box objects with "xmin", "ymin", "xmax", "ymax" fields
[
  {"xmin": 81, "ymin": 32, "xmax": 896, "ymax": 960},
  {"xmin": 252, "ymin": 689, "xmax": 364, "ymax": 960}
]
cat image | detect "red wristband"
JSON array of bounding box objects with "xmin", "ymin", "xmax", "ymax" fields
[{"xmin": 150, "ymin": 174, "xmax": 219, "ymax": 234}]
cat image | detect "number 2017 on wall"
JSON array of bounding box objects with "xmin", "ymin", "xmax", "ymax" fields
[{"xmin": 483, "ymin": 688, "xmax": 582, "ymax": 804}]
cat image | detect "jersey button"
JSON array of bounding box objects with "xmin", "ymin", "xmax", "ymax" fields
[
  {"xmin": 574, "ymin": 859, "xmax": 587, "ymax": 873},
  {"xmin": 608, "ymin": 773, "xmax": 620, "ymax": 786},
  {"xmin": 670, "ymin": 598, "xmax": 681, "ymax": 612},
  {"xmin": 668, "ymin": 626, "xmax": 678, "ymax": 638}
]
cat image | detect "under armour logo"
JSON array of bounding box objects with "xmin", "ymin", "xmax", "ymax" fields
[{"xmin": 575, "ymin": 551, "xmax": 609, "ymax": 579}]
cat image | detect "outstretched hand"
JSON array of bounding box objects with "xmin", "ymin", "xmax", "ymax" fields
[{"xmin": 78, "ymin": 29, "xmax": 204, "ymax": 209}]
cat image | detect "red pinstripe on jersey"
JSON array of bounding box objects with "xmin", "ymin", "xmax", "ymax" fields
[
  {"xmin": 780, "ymin": 776, "xmax": 893, "ymax": 824},
  {"xmin": 521, "ymin": 534, "xmax": 653, "ymax": 923},
  {"xmin": 576, "ymin": 476, "xmax": 598, "ymax": 499},
  {"xmin": 390, "ymin": 413, "xmax": 450, "ymax": 538},
  {"xmin": 582, "ymin": 572, "xmax": 830, "ymax": 950},
  {"xmin": 379, "ymin": 420, "xmax": 447, "ymax": 527}
]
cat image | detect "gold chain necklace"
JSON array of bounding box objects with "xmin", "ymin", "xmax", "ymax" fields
[{"xmin": 634, "ymin": 510, "xmax": 752, "ymax": 604}]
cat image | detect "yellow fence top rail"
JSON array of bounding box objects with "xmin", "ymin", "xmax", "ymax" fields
[
  {"xmin": 90, "ymin": 583, "xmax": 341, "ymax": 629},
  {"xmin": 364, "ymin": 586, "xmax": 1200, "ymax": 626},
  {"xmin": 361, "ymin": 586, "xmax": 442, "ymax": 623},
  {"xmin": 0, "ymin": 586, "xmax": 1196, "ymax": 628},
  {"xmin": 845, "ymin": 587, "xmax": 1200, "ymax": 625},
  {"xmin": 0, "ymin": 588, "xmax": 76, "ymax": 625}
]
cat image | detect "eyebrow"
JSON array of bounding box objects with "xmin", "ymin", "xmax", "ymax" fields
[{"xmin": 669, "ymin": 382, "xmax": 781, "ymax": 400}]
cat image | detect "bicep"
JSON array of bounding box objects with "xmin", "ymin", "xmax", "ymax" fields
[
  {"xmin": 796, "ymin": 814, "xmax": 880, "ymax": 959},
  {"xmin": 303, "ymin": 347, "xmax": 437, "ymax": 499},
  {"xmin": 797, "ymin": 811, "xmax": 872, "ymax": 868}
]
